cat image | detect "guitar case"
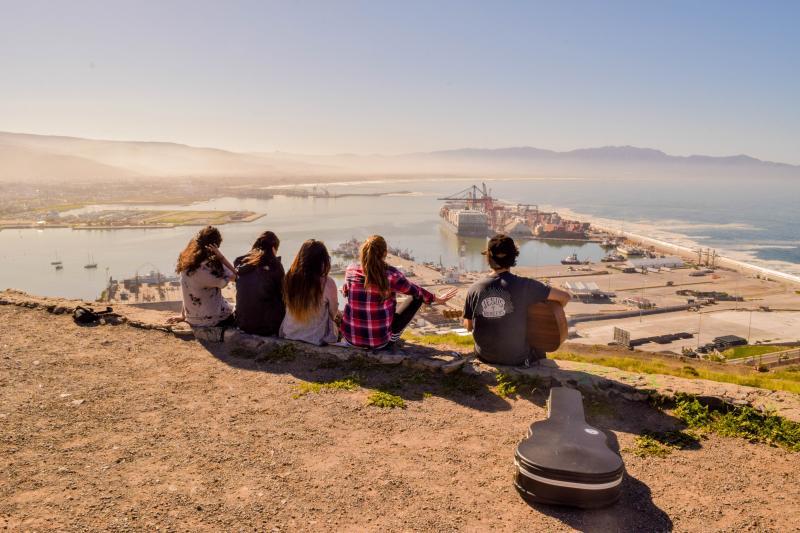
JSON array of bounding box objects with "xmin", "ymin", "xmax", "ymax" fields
[{"xmin": 514, "ymin": 387, "xmax": 624, "ymax": 508}]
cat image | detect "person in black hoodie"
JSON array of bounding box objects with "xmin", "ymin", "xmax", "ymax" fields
[{"xmin": 234, "ymin": 231, "xmax": 285, "ymax": 336}]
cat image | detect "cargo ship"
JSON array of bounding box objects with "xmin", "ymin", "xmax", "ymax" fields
[
  {"xmin": 438, "ymin": 183, "xmax": 590, "ymax": 240},
  {"xmin": 439, "ymin": 205, "xmax": 490, "ymax": 237}
]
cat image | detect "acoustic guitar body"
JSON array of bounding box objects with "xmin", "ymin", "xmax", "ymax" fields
[{"xmin": 527, "ymin": 301, "xmax": 568, "ymax": 354}]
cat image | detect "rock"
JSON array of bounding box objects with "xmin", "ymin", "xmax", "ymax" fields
[
  {"xmin": 596, "ymin": 378, "xmax": 613, "ymax": 390},
  {"xmin": 236, "ymin": 333, "xmax": 266, "ymax": 352},
  {"xmin": 441, "ymin": 358, "xmax": 467, "ymax": 374},
  {"xmin": 620, "ymin": 392, "xmax": 649, "ymax": 402},
  {"xmin": 370, "ymin": 352, "xmax": 406, "ymax": 365},
  {"xmin": 223, "ymin": 328, "xmax": 243, "ymax": 344},
  {"xmin": 192, "ymin": 326, "xmax": 225, "ymax": 342},
  {"xmin": 696, "ymin": 395, "xmax": 727, "ymax": 410},
  {"xmin": 71, "ymin": 399, "xmax": 85, "ymax": 406}
]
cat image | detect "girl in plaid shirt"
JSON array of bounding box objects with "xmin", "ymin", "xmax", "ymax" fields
[{"xmin": 341, "ymin": 235, "xmax": 456, "ymax": 349}]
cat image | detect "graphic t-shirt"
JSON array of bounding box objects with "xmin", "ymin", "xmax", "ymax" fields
[{"xmin": 463, "ymin": 271, "xmax": 551, "ymax": 365}]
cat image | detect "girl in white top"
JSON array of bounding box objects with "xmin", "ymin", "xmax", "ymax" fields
[
  {"xmin": 172, "ymin": 226, "xmax": 238, "ymax": 327},
  {"xmin": 280, "ymin": 239, "xmax": 339, "ymax": 345}
]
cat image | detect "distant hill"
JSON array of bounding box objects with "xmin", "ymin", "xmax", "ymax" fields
[
  {"xmin": 274, "ymin": 144, "xmax": 800, "ymax": 180},
  {"xmin": 1, "ymin": 131, "xmax": 797, "ymax": 182},
  {"xmin": 0, "ymin": 132, "xmax": 332, "ymax": 183}
]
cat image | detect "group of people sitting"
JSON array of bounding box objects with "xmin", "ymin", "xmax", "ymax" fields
[
  {"xmin": 171, "ymin": 227, "xmax": 456, "ymax": 351},
  {"xmin": 172, "ymin": 226, "xmax": 569, "ymax": 365}
]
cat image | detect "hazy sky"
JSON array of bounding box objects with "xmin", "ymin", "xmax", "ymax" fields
[{"xmin": 1, "ymin": 1, "xmax": 799, "ymax": 163}]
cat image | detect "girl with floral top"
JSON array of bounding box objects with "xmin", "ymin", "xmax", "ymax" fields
[{"xmin": 172, "ymin": 226, "xmax": 237, "ymax": 327}]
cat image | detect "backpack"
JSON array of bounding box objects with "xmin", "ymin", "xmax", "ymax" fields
[{"xmin": 72, "ymin": 306, "xmax": 115, "ymax": 325}]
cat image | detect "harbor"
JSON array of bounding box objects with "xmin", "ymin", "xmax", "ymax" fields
[{"xmin": 5, "ymin": 179, "xmax": 799, "ymax": 363}]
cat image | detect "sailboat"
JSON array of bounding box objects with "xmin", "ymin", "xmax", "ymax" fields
[
  {"xmin": 51, "ymin": 252, "xmax": 62, "ymax": 266},
  {"xmin": 84, "ymin": 253, "xmax": 98, "ymax": 269}
]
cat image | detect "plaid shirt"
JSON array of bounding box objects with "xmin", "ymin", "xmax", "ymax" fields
[{"xmin": 341, "ymin": 264, "xmax": 435, "ymax": 348}]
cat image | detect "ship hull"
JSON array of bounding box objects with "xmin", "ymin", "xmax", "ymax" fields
[{"xmin": 441, "ymin": 217, "xmax": 488, "ymax": 237}]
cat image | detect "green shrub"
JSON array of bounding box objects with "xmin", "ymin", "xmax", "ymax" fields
[
  {"xmin": 495, "ymin": 372, "xmax": 542, "ymax": 398},
  {"xmin": 673, "ymin": 396, "xmax": 800, "ymax": 451},
  {"xmin": 628, "ymin": 430, "xmax": 700, "ymax": 458},
  {"xmin": 366, "ymin": 391, "xmax": 406, "ymax": 409},
  {"xmin": 629, "ymin": 435, "xmax": 673, "ymax": 458},
  {"xmin": 441, "ymin": 372, "xmax": 482, "ymax": 395},
  {"xmin": 293, "ymin": 375, "xmax": 361, "ymax": 398},
  {"xmin": 681, "ymin": 366, "xmax": 700, "ymax": 377},
  {"xmin": 257, "ymin": 343, "xmax": 297, "ymax": 362},
  {"xmin": 402, "ymin": 332, "xmax": 474, "ymax": 347}
]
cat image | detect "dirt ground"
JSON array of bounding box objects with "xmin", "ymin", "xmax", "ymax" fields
[{"xmin": 1, "ymin": 305, "xmax": 798, "ymax": 532}]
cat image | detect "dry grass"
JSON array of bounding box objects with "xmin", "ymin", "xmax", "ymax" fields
[{"xmin": 551, "ymin": 352, "xmax": 800, "ymax": 394}]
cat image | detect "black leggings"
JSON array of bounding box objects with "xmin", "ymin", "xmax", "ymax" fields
[{"xmin": 388, "ymin": 295, "xmax": 424, "ymax": 344}]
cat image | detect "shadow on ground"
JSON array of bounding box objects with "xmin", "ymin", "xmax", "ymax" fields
[
  {"xmin": 199, "ymin": 336, "xmax": 683, "ymax": 529},
  {"xmin": 528, "ymin": 431, "xmax": 673, "ymax": 532},
  {"xmin": 199, "ymin": 338, "xmax": 514, "ymax": 412}
]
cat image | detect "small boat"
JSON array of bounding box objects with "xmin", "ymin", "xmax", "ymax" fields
[
  {"xmin": 601, "ymin": 253, "xmax": 625, "ymax": 262},
  {"xmin": 84, "ymin": 253, "xmax": 98, "ymax": 269},
  {"xmin": 600, "ymin": 238, "xmax": 616, "ymax": 248},
  {"xmin": 616, "ymin": 244, "xmax": 645, "ymax": 257},
  {"xmin": 55, "ymin": 264, "xmax": 64, "ymax": 270},
  {"xmin": 561, "ymin": 253, "xmax": 582, "ymax": 265},
  {"xmin": 51, "ymin": 261, "xmax": 62, "ymax": 266}
]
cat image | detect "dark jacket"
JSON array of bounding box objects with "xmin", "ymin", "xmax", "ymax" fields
[{"xmin": 234, "ymin": 254, "xmax": 285, "ymax": 336}]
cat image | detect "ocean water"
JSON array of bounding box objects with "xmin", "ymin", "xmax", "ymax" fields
[{"xmin": 0, "ymin": 176, "xmax": 797, "ymax": 300}]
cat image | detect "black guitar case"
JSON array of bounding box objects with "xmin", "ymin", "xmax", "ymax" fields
[{"xmin": 514, "ymin": 387, "xmax": 624, "ymax": 508}]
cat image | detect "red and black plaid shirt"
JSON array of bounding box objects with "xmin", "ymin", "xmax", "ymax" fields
[{"xmin": 341, "ymin": 264, "xmax": 435, "ymax": 348}]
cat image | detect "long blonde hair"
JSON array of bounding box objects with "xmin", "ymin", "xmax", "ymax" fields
[{"xmin": 360, "ymin": 235, "xmax": 389, "ymax": 298}]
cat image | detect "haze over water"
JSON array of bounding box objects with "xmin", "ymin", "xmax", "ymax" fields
[{"xmin": 1, "ymin": 176, "xmax": 797, "ymax": 301}]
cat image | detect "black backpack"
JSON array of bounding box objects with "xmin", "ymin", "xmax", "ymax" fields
[{"xmin": 72, "ymin": 306, "xmax": 115, "ymax": 325}]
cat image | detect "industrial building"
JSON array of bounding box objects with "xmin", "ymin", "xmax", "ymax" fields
[
  {"xmin": 563, "ymin": 280, "xmax": 612, "ymax": 302},
  {"xmin": 626, "ymin": 256, "xmax": 685, "ymax": 271}
]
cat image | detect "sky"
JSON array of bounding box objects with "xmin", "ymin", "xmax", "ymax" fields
[{"xmin": 1, "ymin": 1, "xmax": 799, "ymax": 163}]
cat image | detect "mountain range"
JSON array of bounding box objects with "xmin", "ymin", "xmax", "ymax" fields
[{"xmin": 1, "ymin": 131, "xmax": 797, "ymax": 183}]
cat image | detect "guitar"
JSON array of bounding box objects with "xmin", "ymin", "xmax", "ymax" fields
[{"xmin": 527, "ymin": 301, "xmax": 568, "ymax": 354}]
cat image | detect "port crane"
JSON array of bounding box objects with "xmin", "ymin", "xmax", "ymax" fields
[
  {"xmin": 438, "ymin": 183, "xmax": 539, "ymax": 230},
  {"xmin": 437, "ymin": 183, "xmax": 497, "ymax": 212}
]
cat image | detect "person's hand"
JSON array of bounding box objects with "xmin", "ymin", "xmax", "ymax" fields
[
  {"xmin": 206, "ymin": 244, "xmax": 223, "ymax": 259},
  {"xmin": 434, "ymin": 287, "xmax": 458, "ymax": 304},
  {"xmin": 166, "ymin": 315, "xmax": 184, "ymax": 325}
]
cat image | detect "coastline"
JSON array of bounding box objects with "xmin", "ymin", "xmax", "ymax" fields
[
  {"xmin": 0, "ymin": 212, "xmax": 265, "ymax": 232},
  {"xmin": 544, "ymin": 205, "xmax": 800, "ymax": 288}
]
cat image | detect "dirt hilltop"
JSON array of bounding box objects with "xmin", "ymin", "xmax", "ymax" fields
[{"xmin": 1, "ymin": 303, "xmax": 799, "ymax": 531}]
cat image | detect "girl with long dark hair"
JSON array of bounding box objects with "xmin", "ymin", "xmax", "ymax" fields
[
  {"xmin": 173, "ymin": 226, "xmax": 237, "ymax": 327},
  {"xmin": 279, "ymin": 239, "xmax": 339, "ymax": 345},
  {"xmin": 341, "ymin": 235, "xmax": 455, "ymax": 349},
  {"xmin": 233, "ymin": 230, "xmax": 285, "ymax": 335}
]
